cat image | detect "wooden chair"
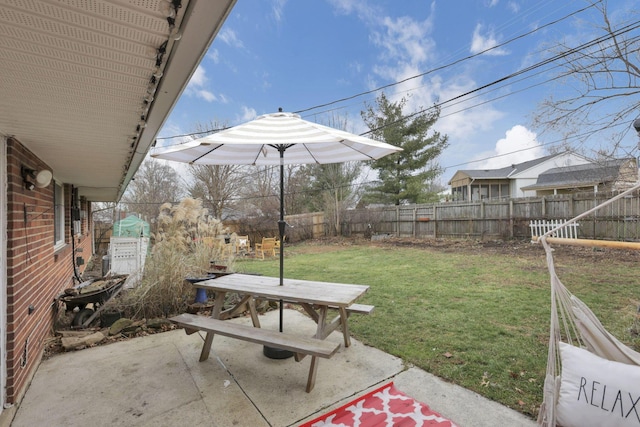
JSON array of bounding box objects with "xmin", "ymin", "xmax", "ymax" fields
[
  {"xmin": 255, "ymin": 237, "xmax": 277, "ymax": 259},
  {"xmin": 274, "ymin": 235, "xmax": 286, "ymax": 255}
]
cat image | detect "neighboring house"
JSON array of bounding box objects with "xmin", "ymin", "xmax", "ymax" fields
[
  {"xmin": 448, "ymin": 152, "xmax": 592, "ymax": 201},
  {"xmin": 521, "ymin": 158, "xmax": 638, "ymax": 196},
  {"xmin": 0, "ymin": 0, "xmax": 236, "ymax": 422}
]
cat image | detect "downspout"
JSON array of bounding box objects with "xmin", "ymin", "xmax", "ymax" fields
[{"xmin": 70, "ymin": 186, "xmax": 82, "ymax": 283}]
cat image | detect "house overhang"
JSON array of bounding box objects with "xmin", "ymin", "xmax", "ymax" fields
[{"xmin": 0, "ymin": 0, "xmax": 236, "ymax": 202}]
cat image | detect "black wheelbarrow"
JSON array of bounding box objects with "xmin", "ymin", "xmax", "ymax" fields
[{"xmin": 60, "ymin": 274, "xmax": 128, "ymax": 328}]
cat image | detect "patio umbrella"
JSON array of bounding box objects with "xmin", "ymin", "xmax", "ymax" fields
[{"xmin": 152, "ymin": 110, "xmax": 401, "ymax": 357}]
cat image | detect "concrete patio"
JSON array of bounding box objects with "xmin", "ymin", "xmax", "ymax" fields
[{"xmin": 10, "ymin": 309, "xmax": 536, "ymax": 426}]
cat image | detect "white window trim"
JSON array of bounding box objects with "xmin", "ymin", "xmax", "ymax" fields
[{"xmin": 54, "ymin": 180, "xmax": 65, "ymax": 250}]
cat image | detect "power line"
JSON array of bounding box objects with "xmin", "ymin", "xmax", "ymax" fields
[
  {"xmin": 360, "ymin": 18, "xmax": 640, "ymax": 137},
  {"xmin": 293, "ymin": 2, "xmax": 598, "ymax": 115},
  {"xmin": 155, "ymin": 4, "xmax": 639, "ymax": 172},
  {"xmin": 157, "ymin": 3, "xmax": 596, "ymax": 142}
]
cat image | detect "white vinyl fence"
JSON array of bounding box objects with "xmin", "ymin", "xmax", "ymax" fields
[
  {"xmin": 109, "ymin": 237, "xmax": 149, "ymax": 286},
  {"xmin": 529, "ymin": 219, "xmax": 579, "ymax": 241}
]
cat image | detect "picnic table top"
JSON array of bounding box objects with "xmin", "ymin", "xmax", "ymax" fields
[{"xmin": 195, "ymin": 273, "xmax": 369, "ymax": 307}]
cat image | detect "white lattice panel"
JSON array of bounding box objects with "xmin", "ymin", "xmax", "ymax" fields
[{"xmin": 110, "ymin": 237, "xmax": 149, "ymax": 284}]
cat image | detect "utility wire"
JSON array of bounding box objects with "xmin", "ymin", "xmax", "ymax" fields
[
  {"xmin": 145, "ymin": 119, "xmax": 633, "ymax": 208},
  {"xmin": 360, "ymin": 19, "xmax": 640, "ymax": 137},
  {"xmin": 293, "ymin": 2, "xmax": 598, "ymax": 115},
  {"xmin": 157, "ymin": 3, "xmax": 596, "ymax": 142},
  {"xmin": 155, "ymin": 5, "xmax": 639, "ymax": 172}
]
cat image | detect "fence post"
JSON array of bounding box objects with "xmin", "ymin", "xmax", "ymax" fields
[
  {"xmin": 433, "ymin": 204, "xmax": 438, "ymax": 239},
  {"xmin": 413, "ymin": 207, "xmax": 417, "ymax": 238},
  {"xmin": 569, "ymin": 194, "xmax": 574, "ymax": 218},
  {"xmin": 509, "ymin": 199, "xmax": 514, "ymax": 238}
]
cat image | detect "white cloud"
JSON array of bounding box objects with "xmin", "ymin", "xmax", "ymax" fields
[
  {"xmin": 328, "ymin": 0, "xmax": 377, "ymax": 20},
  {"xmin": 198, "ymin": 90, "xmax": 216, "ymax": 102},
  {"xmin": 349, "ymin": 60, "xmax": 362, "ymax": 74},
  {"xmin": 392, "ymin": 71, "xmax": 504, "ymax": 145},
  {"xmin": 238, "ymin": 106, "xmax": 257, "ymax": 122},
  {"xmin": 367, "ymin": 1, "xmax": 436, "ymax": 69},
  {"xmin": 507, "ymin": 1, "xmax": 520, "ymax": 13},
  {"xmin": 327, "ymin": 0, "xmax": 530, "ymax": 170},
  {"xmin": 470, "ymin": 24, "xmax": 509, "ymax": 55},
  {"xmin": 186, "ymin": 66, "xmax": 219, "ymax": 103},
  {"xmin": 190, "ymin": 66, "xmax": 207, "ymax": 87},
  {"xmin": 207, "ymin": 48, "xmax": 219, "ymax": 64},
  {"xmin": 332, "ymin": 1, "xmax": 506, "ymax": 152},
  {"xmin": 373, "ymin": 15, "xmax": 435, "ymax": 65},
  {"xmin": 219, "ymin": 28, "xmax": 244, "ymax": 49},
  {"xmin": 475, "ymin": 125, "xmax": 544, "ymax": 169},
  {"xmin": 272, "ymin": 0, "xmax": 288, "ymax": 23}
]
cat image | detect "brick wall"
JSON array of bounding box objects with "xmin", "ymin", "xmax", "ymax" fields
[{"xmin": 6, "ymin": 138, "xmax": 92, "ymax": 404}]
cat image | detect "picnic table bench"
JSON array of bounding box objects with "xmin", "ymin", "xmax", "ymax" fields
[
  {"xmin": 170, "ymin": 273, "xmax": 371, "ymax": 392},
  {"xmin": 170, "ymin": 313, "xmax": 341, "ymax": 392}
]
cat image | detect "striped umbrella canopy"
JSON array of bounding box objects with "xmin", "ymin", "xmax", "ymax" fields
[
  {"xmin": 151, "ymin": 111, "xmax": 401, "ymax": 165},
  {"xmin": 152, "ymin": 111, "xmax": 401, "ymax": 358}
]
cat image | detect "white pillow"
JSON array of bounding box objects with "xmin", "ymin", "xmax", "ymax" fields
[{"xmin": 557, "ymin": 342, "xmax": 640, "ymax": 427}]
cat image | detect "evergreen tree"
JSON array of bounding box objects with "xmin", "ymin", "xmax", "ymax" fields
[{"xmin": 361, "ymin": 93, "xmax": 448, "ymax": 205}]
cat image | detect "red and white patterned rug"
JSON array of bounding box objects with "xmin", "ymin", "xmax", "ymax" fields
[{"xmin": 300, "ymin": 382, "xmax": 458, "ymax": 427}]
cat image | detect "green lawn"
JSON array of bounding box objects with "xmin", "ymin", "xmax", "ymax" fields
[{"xmin": 234, "ymin": 240, "xmax": 640, "ymax": 418}]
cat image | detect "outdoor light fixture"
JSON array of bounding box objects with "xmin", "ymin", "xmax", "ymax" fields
[{"xmin": 21, "ymin": 166, "xmax": 53, "ymax": 190}]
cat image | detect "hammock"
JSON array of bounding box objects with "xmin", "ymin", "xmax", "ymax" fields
[{"xmin": 537, "ymin": 182, "xmax": 640, "ymax": 427}]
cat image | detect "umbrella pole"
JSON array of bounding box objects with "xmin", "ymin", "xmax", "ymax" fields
[
  {"xmin": 278, "ymin": 151, "xmax": 285, "ymax": 331},
  {"xmin": 263, "ymin": 146, "xmax": 294, "ymax": 360}
]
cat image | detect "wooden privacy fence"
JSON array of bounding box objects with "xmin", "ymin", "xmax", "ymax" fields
[
  {"xmin": 224, "ymin": 191, "xmax": 640, "ymax": 243},
  {"xmin": 336, "ymin": 191, "xmax": 640, "ymax": 242}
]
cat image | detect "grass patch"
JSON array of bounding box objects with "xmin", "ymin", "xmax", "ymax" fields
[{"xmin": 236, "ymin": 240, "xmax": 640, "ymax": 418}]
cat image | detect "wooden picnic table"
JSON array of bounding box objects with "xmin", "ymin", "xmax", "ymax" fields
[
  {"xmin": 171, "ymin": 273, "xmax": 371, "ymax": 392},
  {"xmin": 198, "ymin": 273, "xmax": 369, "ymax": 345}
]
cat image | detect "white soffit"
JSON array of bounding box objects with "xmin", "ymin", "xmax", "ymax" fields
[{"xmin": 0, "ymin": 0, "xmax": 236, "ymax": 201}]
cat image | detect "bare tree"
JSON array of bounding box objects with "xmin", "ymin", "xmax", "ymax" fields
[
  {"xmin": 232, "ymin": 165, "xmax": 280, "ymax": 237},
  {"xmin": 185, "ymin": 121, "xmax": 248, "ymax": 221},
  {"xmin": 293, "ymin": 113, "xmax": 364, "ymax": 235},
  {"xmin": 533, "ymin": 0, "xmax": 640, "ymax": 155},
  {"xmin": 121, "ymin": 159, "xmax": 184, "ymax": 226},
  {"xmin": 91, "ymin": 201, "xmax": 117, "ymax": 224},
  {"xmin": 188, "ymin": 164, "xmax": 246, "ymax": 220}
]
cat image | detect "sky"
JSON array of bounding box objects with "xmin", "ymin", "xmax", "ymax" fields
[{"xmin": 157, "ymin": 0, "xmax": 638, "ymax": 186}]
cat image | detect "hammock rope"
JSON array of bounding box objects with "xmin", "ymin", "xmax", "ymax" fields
[{"xmin": 537, "ymin": 181, "xmax": 640, "ymax": 427}]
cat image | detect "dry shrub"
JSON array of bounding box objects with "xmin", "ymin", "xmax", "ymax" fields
[{"xmin": 120, "ymin": 198, "xmax": 232, "ymax": 318}]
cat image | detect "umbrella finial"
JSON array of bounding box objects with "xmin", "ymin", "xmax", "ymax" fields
[{"xmin": 278, "ymin": 107, "xmax": 282, "ymax": 112}]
